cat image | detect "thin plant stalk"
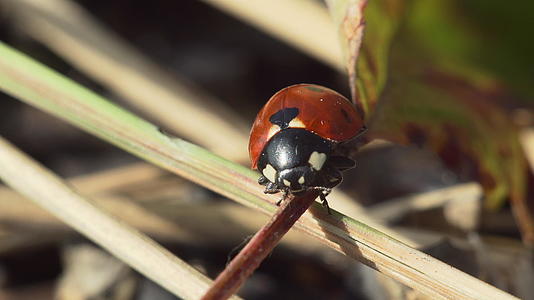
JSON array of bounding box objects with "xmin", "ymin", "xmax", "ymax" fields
[{"xmin": 201, "ymin": 192, "xmax": 319, "ymax": 300}]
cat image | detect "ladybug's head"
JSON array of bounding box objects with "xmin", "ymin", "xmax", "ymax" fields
[
  {"xmin": 257, "ymin": 128, "xmax": 333, "ymax": 193},
  {"xmin": 275, "ymin": 165, "xmax": 316, "ymax": 193}
]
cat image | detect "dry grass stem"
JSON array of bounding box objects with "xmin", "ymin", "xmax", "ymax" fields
[
  {"xmin": 2, "ymin": 0, "xmax": 249, "ymax": 161},
  {"xmin": 367, "ymin": 183, "xmax": 482, "ymax": 223},
  {"xmin": 202, "ymin": 0, "xmax": 344, "ymax": 70},
  {"xmin": 0, "ymin": 160, "xmax": 482, "ymax": 249},
  {"xmin": 0, "ymin": 175, "xmax": 485, "ymax": 254},
  {"xmin": 0, "ymin": 189, "xmax": 205, "ymax": 245},
  {"xmin": 0, "ymin": 136, "xmax": 241, "ymax": 300},
  {"xmin": 520, "ymin": 128, "xmax": 534, "ymax": 172}
]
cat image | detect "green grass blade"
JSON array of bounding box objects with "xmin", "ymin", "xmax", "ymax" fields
[{"xmin": 0, "ymin": 42, "xmax": 518, "ymax": 300}]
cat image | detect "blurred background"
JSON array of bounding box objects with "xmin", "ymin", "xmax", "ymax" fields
[{"xmin": 0, "ymin": 0, "xmax": 533, "ymax": 299}]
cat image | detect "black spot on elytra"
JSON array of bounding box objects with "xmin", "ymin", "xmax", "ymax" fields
[
  {"xmin": 269, "ymin": 107, "xmax": 299, "ymax": 129},
  {"xmin": 340, "ymin": 109, "xmax": 352, "ymax": 123}
]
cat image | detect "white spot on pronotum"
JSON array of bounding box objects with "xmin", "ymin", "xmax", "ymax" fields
[
  {"xmin": 288, "ymin": 118, "xmax": 305, "ymax": 128},
  {"xmin": 267, "ymin": 125, "xmax": 279, "ymax": 140},
  {"xmin": 283, "ymin": 179, "xmax": 291, "ymax": 187},
  {"xmin": 262, "ymin": 164, "xmax": 277, "ymax": 183},
  {"xmin": 298, "ymin": 176, "xmax": 305, "ymax": 184},
  {"xmin": 309, "ymin": 151, "xmax": 327, "ymax": 170}
]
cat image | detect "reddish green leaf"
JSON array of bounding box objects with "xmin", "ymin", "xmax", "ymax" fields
[
  {"xmin": 370, "ymin": 71, "xmax": 527, "ymax": 210},
  {"xmin": 326, "ymin": 0, "xmax": 404, "ymax": 119},
  {"xmin": 364, "ymin": 1, "xmax": 533, "ymax": 241}
]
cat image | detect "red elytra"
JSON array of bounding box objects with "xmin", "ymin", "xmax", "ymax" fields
[{"xmin": 249, "ymin": 84, "xmax": 364, "ymax": 169}]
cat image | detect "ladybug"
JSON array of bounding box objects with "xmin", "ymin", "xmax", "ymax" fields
[{"xmin": 249, "ymin": 84, "xmax": 366, "ymax": 211}]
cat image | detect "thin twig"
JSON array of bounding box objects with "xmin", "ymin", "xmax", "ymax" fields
[{"xmin": 201, "ymin": 192, "xmax": 319, "ymax": 300}]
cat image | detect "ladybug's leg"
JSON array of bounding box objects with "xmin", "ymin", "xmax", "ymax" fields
[
  {"xmin": 258, "ymin": 175, "xmax": 270, "ymax": 186},
  {"xmin": 320, "ymin": 164, "xmax": 343, "ymax": 189},
  {"xmin": 262, "ymin": 181, "xmax": 287, "ymax": 206},
  {"xmin": 328, "ymin": 156, "xmax": 355, "ymax": 171},
  {"xmin": 307, "ymin": 185, "xmax": 333, "ymax": 214},
  {"xmin": 264, "ymin": 182, "xmax": 282, "ymax": 194},
  {"xmin": 319, "ymin": 190, "xmax": 332, "ymax": 214},
  {"xmin": 336, "ymin": 126, "xmax": 368, "ymax": 157}
]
